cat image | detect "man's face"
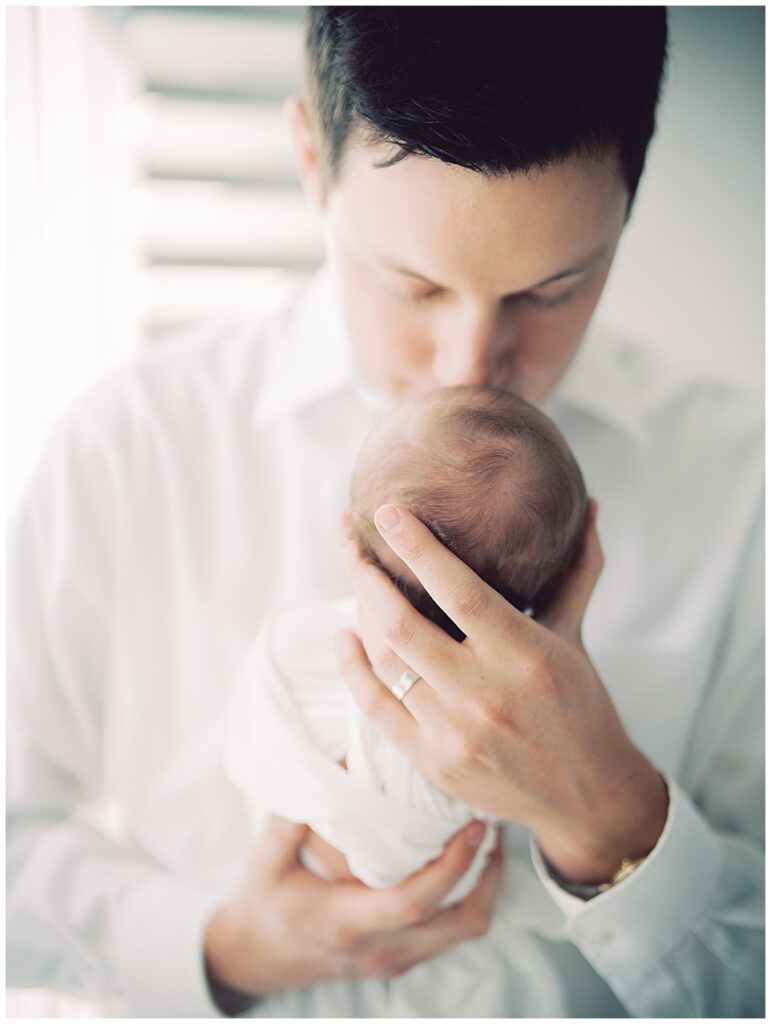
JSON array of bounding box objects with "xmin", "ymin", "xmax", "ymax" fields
[{"xmin": 321, "ymin": 141, "xmax": 628, "ymax": 405}]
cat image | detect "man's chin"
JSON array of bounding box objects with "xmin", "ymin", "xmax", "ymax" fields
[
  {"xmin": 487, "ymin": 377, "xmax": 547, "ymax": 406},
  {"xmin": 352, "ymin": 375, "xmax": 401, "ymax": 412},
  {"xmin": 357, "ymin": 373, "xmax": 551, "ymax": 408}
]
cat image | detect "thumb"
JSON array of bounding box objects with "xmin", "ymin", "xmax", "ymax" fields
[{"xmin": 539, "ymin": 499, "xmax": 604, "ymax": 640}]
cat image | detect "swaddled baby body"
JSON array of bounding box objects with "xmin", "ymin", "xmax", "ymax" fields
[{"xmin": 225, "ymin": 384, "xmax": 588, "ymax": 1008}]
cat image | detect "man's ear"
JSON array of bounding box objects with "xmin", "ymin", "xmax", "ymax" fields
[{"xmin": 284, "ymin": 97, "xmax": 325, "ymax": 212}]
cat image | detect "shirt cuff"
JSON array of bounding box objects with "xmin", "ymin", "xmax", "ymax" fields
[
  {"xmin": 112, "ymin": 872, "xmax": 227, "ymax": 1017},
  {"xmin": 530, "ymin": 778, "xmax": 722, "ymax": 971}
]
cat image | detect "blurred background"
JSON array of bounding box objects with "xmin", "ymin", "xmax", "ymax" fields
[{"xmin": 6, "ymin": 6, "xmax": 765, "ymax": 514}]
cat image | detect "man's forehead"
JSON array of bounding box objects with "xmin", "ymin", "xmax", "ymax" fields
[{"xmin": 331, "ymin": 143, "xmax": 628, "ymax": 295}]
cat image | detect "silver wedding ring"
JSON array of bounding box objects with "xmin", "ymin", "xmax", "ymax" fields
[{"xmin": 391, "ymin": 668, "xmax": 421, "ymax": 702}]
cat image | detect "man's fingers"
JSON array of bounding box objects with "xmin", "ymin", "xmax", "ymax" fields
[
  {"xmin": 414, "ymin": 835, "xmax": 503, "ymax": 937},
  {"xmin": 335, "ymin": 629, "xmax": 422, "ymax": 752},
  {"xmin": 371, "ymin": 505, "xmax": 530, "ymax": 645},
  {"xmin": 313, "ymin": 833, "xmax": 502, "ymax": 981},
  {"xmin": 371, "ymin": 834, "xmax": 505, "ymax": 974},
  {"xmin": 354, "ymin": 607, "xmax": 436, "ymax": 718},
  {"xmin": 338, "ymin": 519, "xmax": 459, "ymax": 688},
  {"xmin": 328, "ymin": 819, "xmax": 490, "ymax": 935},
  {"xmin": 369, "ymin": 820, "xmax": 492, "ymax": 931},
  {"xmin": 539, "ymin": 498, "xmax": 604, "ymax": 638},
  {"xmin": 302, "ymin": 830, "xmax": 357, "ymax": 882},
  {"xmin": 258, "ymin": 814, "xmax": 311, "ymax": 873}
]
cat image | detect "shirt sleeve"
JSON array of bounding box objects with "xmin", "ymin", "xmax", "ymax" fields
[
  {"xmin": 6, "ymin": 407, "xmax": 226, "ymax": 1017},
  {"xmin": 530, "ymin": 499, "xmax": 764, "ymax": 1017}
]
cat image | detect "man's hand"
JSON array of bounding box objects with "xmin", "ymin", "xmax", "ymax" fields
[
  {"xmin": 203, "ymin": 814, "xmax": 502, "ymax": 1006},
  {"xmin": 337, "ymin": 501, "xmax": 669, "ymax": 884}
]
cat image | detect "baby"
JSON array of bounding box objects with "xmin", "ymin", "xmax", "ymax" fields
[{"xmin": 225, "ymin": 384, "xmax": 588, "ymax": 908}]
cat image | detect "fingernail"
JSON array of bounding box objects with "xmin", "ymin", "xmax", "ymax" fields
[
  {"xmin": 375, "ymin": 505, "xmax": 402, "ymax": 535},
  {"xmin": 466, "ymin": 822, "xmax": 486, "ymax": 848}
]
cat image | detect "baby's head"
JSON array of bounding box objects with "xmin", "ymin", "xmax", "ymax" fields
[{"xmin": 350, "ymin": 385, "xmax": 587, "ymax": 640}]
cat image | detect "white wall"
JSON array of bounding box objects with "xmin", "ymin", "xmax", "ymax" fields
[
  {"xmin": 6, "ymin": 7, "xmax": 141, "ymax": 510},
  {"xmin": 596, "ymin": 5, "xmax": 764, "ymax": 392}
]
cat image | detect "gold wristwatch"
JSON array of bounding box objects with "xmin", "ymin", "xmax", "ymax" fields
[{"xmin": 545, "ymin": 854, "xmax": 647, "ymax": 900}]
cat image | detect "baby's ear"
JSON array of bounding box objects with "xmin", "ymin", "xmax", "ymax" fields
[
  {"xmin": 531, "ymin": 585, "xmax": 559, "ymax": 623},
  {"xmin": 538, "ymin": 499, "xmax": 604, "ymax": 640}
]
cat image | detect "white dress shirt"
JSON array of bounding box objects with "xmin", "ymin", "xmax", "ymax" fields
[{"xmin": 7, "ymin": 267, "xmax": 764, "ymax": 1017}]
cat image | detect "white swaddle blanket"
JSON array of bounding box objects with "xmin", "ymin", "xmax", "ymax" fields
[
  {"xmin": 224, "ymin": 596, "xmax": 577, "ymax": 1017},
  {"xmin": 225, "ymin": 596, "xmax": 498, "ymax": 902}
]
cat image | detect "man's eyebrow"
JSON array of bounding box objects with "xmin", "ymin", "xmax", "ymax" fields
[
  {"xmin": 383, "ymin": 247, "xmax": 609, "ymax": 291},
  {"xmin": 528, "ymin": 250, "xmax": 608, "ymax": 288}
]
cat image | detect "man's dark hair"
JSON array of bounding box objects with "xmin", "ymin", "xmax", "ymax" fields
[{"xmin": 304, "ymin": 7, "xmax": 668, "ymax": 211}]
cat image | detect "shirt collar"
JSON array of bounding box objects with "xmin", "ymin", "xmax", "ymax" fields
[
  {"xmin": 253, "ymin": 264, "xmax": 644, "ymax": 444},
  {"xmin": 252, "ymin": 265, "xmax": 354, "ymax": 428},
  {"xmin": 543, "ymin": 321, "xmax": 645, "ymax": 445}
]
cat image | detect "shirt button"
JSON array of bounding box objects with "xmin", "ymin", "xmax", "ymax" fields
[{"xmin": 587, "ymin": 929, "xmax": 614, "ymax": 945}]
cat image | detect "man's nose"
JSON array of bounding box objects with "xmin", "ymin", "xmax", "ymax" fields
[{"xmin": 431, "ymin": 302, "xmax": 510, "ymax": 387}]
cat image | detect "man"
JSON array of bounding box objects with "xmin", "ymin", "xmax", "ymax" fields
[{"xmin": 7, "ymin": 7, "xmax": 763, "ymax": 1017}]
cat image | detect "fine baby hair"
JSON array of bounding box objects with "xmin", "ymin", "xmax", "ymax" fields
[{"xmin": 350, "ymin": 384, "xmax": 588, "ymax": 640}]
